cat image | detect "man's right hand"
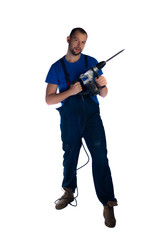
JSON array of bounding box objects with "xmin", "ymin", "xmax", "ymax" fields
[
  {"xmin": 68, "ymin": 82, "xmax": 83, "ymax": 96},
  {"xmin": 46, "ymin": 82, "xmax": 83, "ymax": 105}
]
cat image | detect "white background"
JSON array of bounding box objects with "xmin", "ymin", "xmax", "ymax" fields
[{"xmin": 0, "ymin": 0, "xmax": 163, "ymax": 239}]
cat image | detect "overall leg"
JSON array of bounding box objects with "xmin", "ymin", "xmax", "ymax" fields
[
  {"xmin": 83, "ymin": 110, "xmax": 117, "ymax": 206},
  {"xmin": 55, "ymin": 96, "xmax": 83, "ymax": 210},
  {"xmin": 59, "ymin": 96, "xmax": 84, "ymax": 193}
]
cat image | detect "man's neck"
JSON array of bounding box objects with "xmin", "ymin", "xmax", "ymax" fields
[{"xmin": 65, "ymin": 51, "xmax": 81, "ymax": 63}]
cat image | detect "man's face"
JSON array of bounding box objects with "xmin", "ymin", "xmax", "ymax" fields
[{"xmin": 68, "ymin": 31, "xmax": 87, "ymax": 56}]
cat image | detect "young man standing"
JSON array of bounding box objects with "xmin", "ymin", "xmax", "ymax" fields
[{"xmin": 45, "ymin": 28, "xmax": 117, "ymax": 228}]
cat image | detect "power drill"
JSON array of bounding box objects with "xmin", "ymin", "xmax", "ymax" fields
[{"xmin": 77, "ymin": 49, "xmax": 125, "ymax": 96}]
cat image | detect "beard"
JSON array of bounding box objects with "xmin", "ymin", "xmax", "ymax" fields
[
  {"xmin": 70, "ymin": 48, "xmax": 81, "ymax": 56},
  {"xmin": 69, "ymin": 43, "xmax": 82, "ymax": 56}
]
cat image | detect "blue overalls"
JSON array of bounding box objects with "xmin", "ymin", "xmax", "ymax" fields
[{"xmin": 57, "ymin": 93, "xmax": 117, "ymax": 206}]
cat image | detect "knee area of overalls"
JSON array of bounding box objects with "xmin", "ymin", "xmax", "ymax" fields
[
  {"xmin": 63, "ymin": 143, "xmax": 73, "ymax": 152},
  {"xmin": 90, "ymin": 139, "xmax": 103, "ymax": 149}
]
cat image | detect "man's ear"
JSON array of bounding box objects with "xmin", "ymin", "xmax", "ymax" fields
[{"xmin": 67, "ymin": 36, "xmax": 70, "ymax": 43}]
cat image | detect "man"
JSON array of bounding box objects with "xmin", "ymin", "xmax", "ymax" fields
[{"xmin": 45, "ymin": 28, "xmax": 117, "ymax": 228}]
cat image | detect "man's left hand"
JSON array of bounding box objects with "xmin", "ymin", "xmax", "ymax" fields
[{"xmin": 95, "ymin": 76, "xmax": 107, "ymax": 88}]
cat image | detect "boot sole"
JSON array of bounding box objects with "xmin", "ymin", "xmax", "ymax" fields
[
  {"xmin": 55, "ymin": 198, "xmax": 74, "ymax": 210},
  {"xmin": 104, "ymin": 221, "xmax": 116, "ymax": 228}
]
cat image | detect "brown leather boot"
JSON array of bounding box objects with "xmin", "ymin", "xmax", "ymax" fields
[
  {"xmin": 103, "ymin": 201, "xmax": 118, "ymax": 228},
  {"xmin": 55, "ymin": 188, "xmax": 74, "ymax": 210}
]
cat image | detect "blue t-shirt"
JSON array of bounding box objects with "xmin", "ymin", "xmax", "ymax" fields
[{"xmin": 45, "ymin": 53, "xmax": 102, "ymax": 103}]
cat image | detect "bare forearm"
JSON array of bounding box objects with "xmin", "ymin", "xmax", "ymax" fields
[
  {"xmin": 46, "ymin": 82, "xmax": 82, "ymax": 105},
  {"xmin": 46, "ymin": 89, "xmax": 71, "ymax": 105},
  {"xmin": 95, "ymin": 75, "xmax": 108, "ymax": 98}
]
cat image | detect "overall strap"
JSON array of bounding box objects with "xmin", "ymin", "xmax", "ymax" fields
[
  {"xmin": 60, "ymin": 57, "xmax": 70, "ymax": 87},
  {"xmin": 84, "ymin": 54, "xmax": 88, "ymax": 68}
]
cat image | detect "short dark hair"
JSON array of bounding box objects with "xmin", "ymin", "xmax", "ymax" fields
[{"xmin": 70, "ymin": 27, "xmax": 88, "ymax": 38}]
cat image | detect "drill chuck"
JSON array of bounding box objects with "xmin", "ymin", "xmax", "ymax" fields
[{"xmin": 96, "ymin": 61, "xmax": 106, "ymax": 70}]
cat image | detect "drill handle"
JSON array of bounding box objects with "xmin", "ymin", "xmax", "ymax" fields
[
  {"xmin": 93, "ymin": 69, "xmax": 99, "ymax": 78},
  {"xmin": 94, "ymin": 61, "xmax": 107, "ymax": 89}
]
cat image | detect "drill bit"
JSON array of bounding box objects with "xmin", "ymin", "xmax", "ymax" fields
[{"xmin": 106, "ymin": 49, "xmax": 125, "ymax": 63}]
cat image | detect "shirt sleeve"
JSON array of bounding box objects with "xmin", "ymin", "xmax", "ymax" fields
[{"xmin": 45, "ymin": 64, "xmax": 59, "ymax": 85}]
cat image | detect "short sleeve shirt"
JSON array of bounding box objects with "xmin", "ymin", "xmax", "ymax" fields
[{"xmin": 45, "ymin": 53, "xmax": 102, "ymax": 103}]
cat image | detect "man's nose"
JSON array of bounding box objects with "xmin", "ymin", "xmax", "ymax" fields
[{"xmin": 77, "ymin": 41, "xmax": 81, "ymax": 47}]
